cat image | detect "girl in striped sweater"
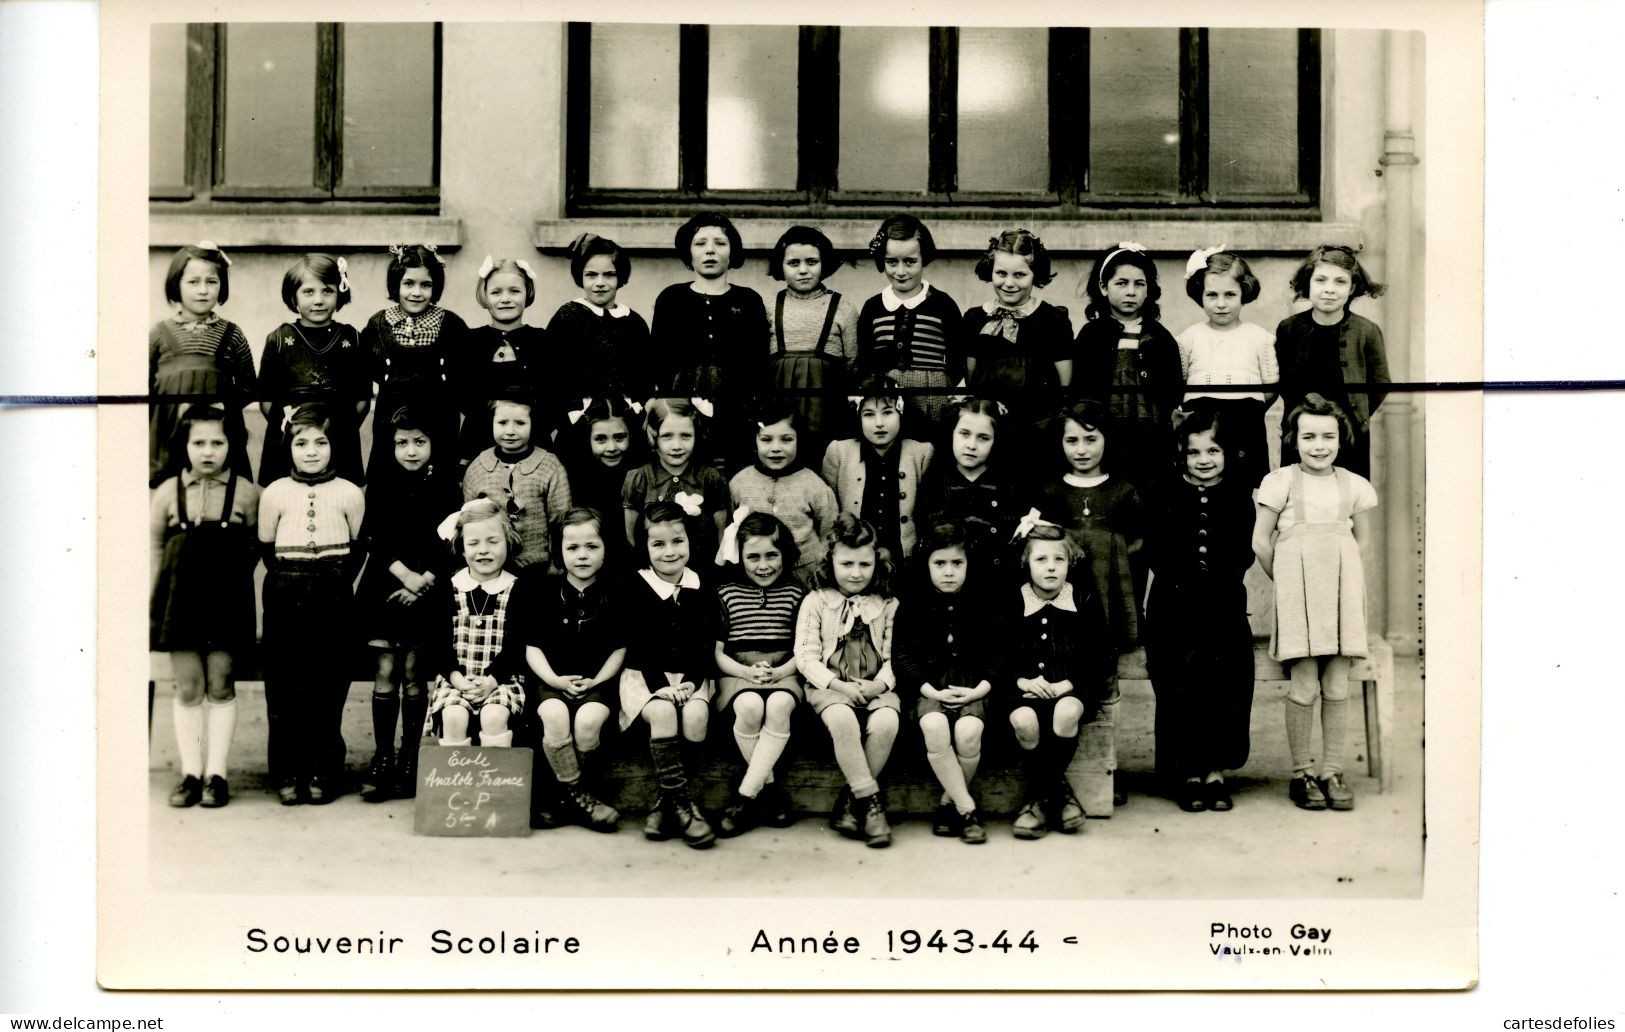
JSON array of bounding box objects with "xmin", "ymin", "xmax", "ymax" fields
[
  {"xmin": 855, "ymin": 215, "xmax": 963, "ymax": 427},
  {"xmin": 712, "ymin": 513, "xmax": 809, "ymax": 836}
]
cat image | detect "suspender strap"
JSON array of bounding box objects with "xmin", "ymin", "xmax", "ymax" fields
[
  {"xmin": 815, "ymin": 291, "xmax": 842, "ymax": 357},
  {"xmin": 773, "ymin": 291, "xmax": 788, "ymax": 355}
]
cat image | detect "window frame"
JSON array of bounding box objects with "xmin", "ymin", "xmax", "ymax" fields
[
  {"xmin": 564, "ymin": 23, "xmax": 1321, "ymax": 218},
  {"xmin": 150, "ymin": 22, "xmax": 443, "ymax": 208}
]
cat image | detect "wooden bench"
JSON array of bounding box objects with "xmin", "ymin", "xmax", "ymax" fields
[{"xmin": 575, "ymin": 636, "xmax": 1396, "ymax": 819}]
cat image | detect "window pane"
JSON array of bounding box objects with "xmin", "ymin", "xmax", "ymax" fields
[
  {"xmin": 1088, "ymin": 28, "xmax": 1179, "ymax": 196},
  {"xmin": 706, "ymin": 25, "xmax": 798, "ymax": 190},
  {"xmin": 1209, "ymin": 29, "xmax": 1300, "ymax": 196},
  {"xmin": 838, "ymin": 27, "xmax": 928, "ymax": 193},
  {"xmin": 342, "ymin": 24, "xmax": 436, "ymax": 189},
  {"xmin": 588, "ymin": 24, "xmax": 680, "ymax": 190},
  {"xmin": 221, "ymin": 23, "xmax": 316, "ymax": 189},
  {"xmin": 957, "ymin": 28, "xmax": 1048, "ymax": 193},
  {"xmin": 149, "ymin": 24, "xmax": 188, "ymax": 188}
]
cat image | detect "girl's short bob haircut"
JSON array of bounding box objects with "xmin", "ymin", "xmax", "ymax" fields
[
  {"xmin": 475, "ymin": 257, "xmax": 537, "ymax": 310},
  {"xmin": 912, "ymin": 519, "xmax": 973, "ymax": 588},
  {"xmin": 812, "ymin": 514, "xmax": 895, "ymax": 598},
  {"xmin": 1082, "ymin": 244, "xmax": 1162, "ymax": 321},
  {"xmin": 449, "ymin": 497, "xmax": 524, "ymax": 557},
  {"xmin": 974, "ymin": 228, "xmax": 1056, "ymax": 289},
  {"xmin": 1285, "ymin": 394, "xmax": 1356, "ymax": 447},
  {"xmin": 386, "ymin": 403, "xmax": 434, "ymax": 438},
  {"xmin": 1017, "ymin": 521, "xmax": 1083, "ymax": 569},
  {"xmin": 674, "ymin": 212, "xmax": 746, "ymax": 270},
  {"xmin": 550, "ymin": 505, "xmax": 608, "ymax": 560},
  {"xmin": 642, "ymin": 397, "xmax": 708, "ymax": 451},
  {"xmin": 164, "ymin": 243, "xmax": 232, "ymax": 306},
  {"xmin": 751, "ymin": 399, "xmax": 807, "ymax": 437},
  {"xmin": 867, "ymin": 213, "xmax": 937, "ymax": 271},
  {"xmin": 1289, "ymin": 244, "xmax": 1385, "ymax": 302},
  {"xmin": 768, "ymin": 225, "xmax": 839, "ymax": 282},
  {"xmin": 634, "ymin": 499, "xmax": 697, "ymax": 566},
  {"xmin": 1051, "ymin": 398, "xmax": 1115, "ymax": 473},
  {"xmin": 568, "ymin": 233, "xmax": 632, "ymax": 287},
  {"xmin": 386, "ymin": 243, "xmax": 446, "ymax": 304},
  {"xmin": 281, "ymin": 253, "xmax": 351, "ymax": 313},
  {"xmin": 488, "ymin": 392, "xmax": 536, "ymax": 415},
  {"xmin": 1185, "ymin": 250, "xmax": 1260, "ymax": 306},
  {"xmin": 732, "ymin": 511, "xmax": 800, "ymax": 574}
]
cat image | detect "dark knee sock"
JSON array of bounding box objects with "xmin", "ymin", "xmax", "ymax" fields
[
  {"xmin": 1047, "ymin": 732, "xmax": 1080, "ymax": 797},
  {"xmin": 650, "ymin": 736, "xmax": 687, "ymax": 793},
  {"xmin": 1019, "ymin": 743, "xmax": 1047, "ymax": 801},
  {"xmin": 399, "ymin": 691, "xmax": 429, "ymax": 757},
  {"xmin": 371, "ymin": 692, "xmax": 400, "ymax": 756}
]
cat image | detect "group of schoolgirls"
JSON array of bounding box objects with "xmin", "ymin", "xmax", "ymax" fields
[{"xmin": 148, "ymin": 212, "xmax": 1389, "ymax": 841}]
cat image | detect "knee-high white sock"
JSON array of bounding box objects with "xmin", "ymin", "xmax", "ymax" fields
[
  {"xmin": 926, "ymin": 746, "xmax": 975, "ymax": 813},
  {"xmin": 172, "ymin": 698, "xmax": 204, "ymax": 778},
  {"xmin": 203, "ymin": 698, "xmax": 237, "ymax": 779},
  {"xmin": 1320, "ymin": 697, "xmax": 1349, "ymax": 776},
  {"xmin": 733, "ymin": 726, "xmax": 760, "ymax": 764},
  {"xmin": 740, "ymin": 727, "xmax": 789, "ymax": 798},
  {"xmin": 1285, "ymin": 698, "xmax": 1316, "ymax": 774}
]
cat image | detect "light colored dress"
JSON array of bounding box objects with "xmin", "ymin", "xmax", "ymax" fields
[{"xmin": 1258, "ymin": 465, "xmax": 1378, "ymax": 661}]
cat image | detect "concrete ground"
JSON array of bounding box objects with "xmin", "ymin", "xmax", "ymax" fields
[{"xmin": 146, "ymin": 656, "xmax": 1422, "ymax": 900}]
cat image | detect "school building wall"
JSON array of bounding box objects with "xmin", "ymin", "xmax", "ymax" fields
[{"xmin": 148, "ymin": 24, "xmax": 1426, "ymax": 655}]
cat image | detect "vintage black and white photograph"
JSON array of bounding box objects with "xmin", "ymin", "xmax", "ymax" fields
[{"xmin": 96, "ymin": 0, "xmax": 1480, "ymax": 992}]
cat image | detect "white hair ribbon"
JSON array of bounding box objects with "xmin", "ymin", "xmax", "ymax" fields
[
  {"xmin": 689, "ymin": 397, "xmax": 713, "ymax": 418},
  {"xmin": 624, "ymin": 396, "xmax": 644, "ymax": 415},
  {"xmin": 476, "ymin": 255, "xmax": 495, "ymax": 281},
  {"xmin": 388, "ymin": 243, "xmax": 406, "ymax": 260},
  {"xmin": 715, "ymin": 504, "xmax": 752, "ymax": 565},
  {"xmin": 197, "ymin": 240, "xmax": 230, "ymax": 266},
  {"xmin": 1012, "ymin": 507, "xmax": 1060, "ymax": 542},
  {"xmin": 1185, "ymin": 244, "xmax": 1228, "ymax": 280},
  {"xmin": 850, "ymin": 395, "xmax": 904, "ymax": 411},
  {"xmin": 672, "ymin": 491, "xmax": 704, "ymax": 519},
  {"xmin": 334, "ymin": 256, "xmax": 350, "ymax": 293},
  {"xmin": 1098, "ymin": 241, "xmax": 1147, "ymax": 290},
  {"xmin": 436, "ymin": 509, "xmax": 462, "ymax": 543},
  {"xmin": 279, "ymin": 404, "xmax": 297, "ymax": 435},
  {"xmin": 567, "ymin": 398, "xmax": 592, "ymax": 425},
  {"xmin": 514, "ymin": 259, "xmax": 536, "ymax": 282}
]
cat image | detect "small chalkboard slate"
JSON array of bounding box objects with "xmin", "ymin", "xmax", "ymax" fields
[{"xmin": 412, "ymin": 746, "xmax": 534, "ymax": 837}]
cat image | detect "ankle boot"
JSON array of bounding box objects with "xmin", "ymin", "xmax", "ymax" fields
[
  {"xmin": 644, "ymin": 792, "xmax": 674, "ymax": 840},
  {"xmin": 670, "ymin": 789, "xmax": 715, "ymax": 849},
  {"xmin": 360, "ymin": 749, "xmax": 394, "ymax": 803}
]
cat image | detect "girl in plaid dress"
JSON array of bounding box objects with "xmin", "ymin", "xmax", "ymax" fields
[{"xmin": 427, "ymin": 499, "xmax": 527, "ymax": 748}]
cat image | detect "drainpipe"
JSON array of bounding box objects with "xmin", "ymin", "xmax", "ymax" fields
[{"xmin": 1379, "ymin": 29, "xmax": 1419, "ymax": 655}]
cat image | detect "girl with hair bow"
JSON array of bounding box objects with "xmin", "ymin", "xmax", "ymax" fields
[{"xmin": 454, "ymin": 256, "xmax": 549, "ymax": 464}]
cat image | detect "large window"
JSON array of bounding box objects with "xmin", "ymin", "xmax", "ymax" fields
[
  {"xmin": 566, "ymin": 24, "xmax": 1320, "ymax": 215},
  {"xmin": 150, "ymin": 23, "xmax": 440, "ymax": 205}
]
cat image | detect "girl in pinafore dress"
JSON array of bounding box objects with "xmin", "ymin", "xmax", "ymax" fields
[
  {"xmin": 150, "ymin": 406, "xmax": 260, "ymax": 809},
  {"xmin": 618, "ymin": 500, "xmax": 720, "ymax": 849},
  {"xmin": 726, "ymin": 404, "xmax": 838, "ymax": 585},
  {"xmin": 522, "ymin": 507, "xmax": 626, "ymax": 833},
  {"xmin": 452, "ymin": 256, "xmax": 547, "ymax": 464},
  {"xmin": 1143, "ymin": 409, "xmax": 1258, "ymax": 813},
  {"xmin": 962, "ymin": 229, "xmax": 1074, "ymax": 422},
  {"xmin": 362, "ymin": 244, "xmax": 467, "ymax": 479},
  {"xmin": 545, "ymin": 235, "xmax": 654, "ymax": 432},
  {"xmin": 765, "ymin": 226, "xmax": 859, "ymax": 459},
  {"xmin": 257, "ymin": 403, "xmax": 366, "ymax": 805},
  {"xmin": 795, "ymin": 515, "xmax": 902, "ymax": 848},
  {"xmin": 257, "ymin": 253, "xmax": 370, "ymax": 486},
  {"xmin": 855, "ymin": 214, "xmax": 963, "ymax": 427},
  {"xmin": 1074, "ymin": 242, "xmax": 1185, "ymax": 488},
  {"xmin": 1252, "ymin": 398, "xmax": 1378, "ymax": 813},
  {"xmin": 426, "ymin": 498, "xmax": 527, "ymax": 749},
  {"xmin": 712, "ymin": 512, "xmax": 809, "ymax": 837},
  {"xmin": 149, "ymin": 242, "xmax": 256, "ymax": 486},
  {"xmin": 352, "ymin": 405, "xmax": 461, "ymax": 802}
]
